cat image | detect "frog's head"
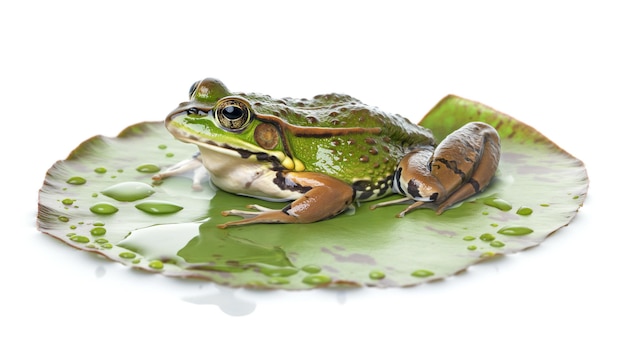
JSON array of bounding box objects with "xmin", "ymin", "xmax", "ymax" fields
[{"xmin": 165, "ymin": 78, "xmax": 301, "ymax": 170}]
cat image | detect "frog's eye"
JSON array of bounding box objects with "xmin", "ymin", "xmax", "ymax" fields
[
  {"xmin": 214, "ymin": 98, "xmax": 253, "ymax": 131},
  {"xmin": 188, "ymin": 80, "xmax": 200, "ymax": 98}
]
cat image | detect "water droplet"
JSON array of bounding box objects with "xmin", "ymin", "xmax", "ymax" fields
[
  {"xmin": 102, "ymin": 182, "xmax": 155, "ymax": 201},
  {"xmin": 369, "ymin": 270, "xmax": 386, "ymax": 280},
  {"xmin": 158, "ymin": 144, "xmax": 167, "ymax": 150},
  {"xmin": 497, "ymin": 226, "xmax": 534, "ymax": 236},
  {"xmin": 516, "ymin": 206, "xmax": 533, "ymax": 216},
  {"xmin": 301, "ymin": 265, "xmax": 321, "ymax": 274},
  {"xmin": 100, "ymin": 243, "xmax": 112, "ymax": 249},
  {"xmin": 136, "ymin": 164, "xmax": 161, "ymax": 173},
  {"xmin": 93, "ymin": 221, "xmax": 105, "ymax": 226},
  {"xmin": 302, "ymin": 274, "xmax": 332, "ymax": 285},
  {"xmin": 94, "ymin": 167, "xmax": 107, "ymax": 174},
  {"xmin": 89, "ymin": 202, "xmax": 119, "ymax": 215},
  {"xmin": 467, "ymin": 245, "xmax": 477, "ymax": 251},
  {"xmin": 66, "ymin": 176, "xmax": 86, "ymax": 185},
  {"xmin": 91, "ymin": 193, "xmax": 98, "ymax": 198},
  {"xmin": 540, "ymin": 203, "xmax": 550, "ymax": 207},
  {"xmin": 166, "ymin": 153, "xmax": 174, "ymax": 158},
  {"xmin": 119, "ymin": 252, "xmax": 136, "ymax": 259},
  {"xmin": 411, "ymin": 269, "xmax": 434, "ymax": 278},
  {"xmin": 484, "ymin": 197, "xmax": 512, "ymax": 211},
  {"xmin": 480, "ymin": 252, "xmax": 496, "ymax": 258},
  {"xmin": 268, "ymin": 277, "xmax": 290, "ymax": 285},
  {"xmin": 490, "ymin": 241, "xmax": 505, "ymax": 248},
  {"xmin": 61, "ymin": 198, "xmax": 74, "ymax": 205},
  {"xmin": 69, "ymin": 225, "xmax": 77, "ymax": 229},
  {"xmin": 149, "ymin": 260, "xmax": 164, "ymax": 269},
  {"xmin": 70, "ymin": 235, "xmax": 90, "ymax": 243},
  {"xmin": 135, "ymin": 201, "xmax": 183, "ymax": 214},
  {"xmin": 479, "ymin": 233, "xmax": 495, "ymax": 242},
  {"xmin": 463, "ymin": 236, "xmax": 476, "ymax": 241},
  {"xmin": 260, "ymin": 266, "xmax": 299, "ymax": 277},
  {"xmin": 95, "ymin": 238, "xmax": 109, "ymax": 244},
  {"xmin": 58, "ymin": 216, "xmax": 69, "ymax": 223},
  {"xmin": 90, "ymin": 227, "xmax": 106, "ymax": 236}
]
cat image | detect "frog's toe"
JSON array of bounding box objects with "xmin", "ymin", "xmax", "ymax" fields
[
  {"xmin": 218, "ymin": 206, "xmax": 299, "ymax": 228},
  {"xmin": 370, "ymin": 196, "xmax": 413, "ymax": 210}
]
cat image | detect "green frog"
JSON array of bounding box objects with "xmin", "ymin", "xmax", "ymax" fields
[{"xmin": 154, "ymin": 78, "xmax": 500, "ymax": 228}]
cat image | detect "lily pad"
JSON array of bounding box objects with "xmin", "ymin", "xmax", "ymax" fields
[{"xmin": 37, "ymin": 95, "xmax": 588, "ymax": 289}]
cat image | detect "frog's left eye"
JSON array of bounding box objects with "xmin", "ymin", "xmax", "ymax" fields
[{"xmin": 214, "ymin": 98, "xmax": 253, "ymax": 131}]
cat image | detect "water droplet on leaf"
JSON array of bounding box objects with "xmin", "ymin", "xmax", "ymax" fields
[
  {"xmin": 516, "ymin": 206, "xmax": 533, "ymax": 215},
  {"xmin": 411, "ymin": 269, "xmax": 434, "ymax": 278},
  {"xmin": 301, "ymin": 265, "xmax": 322, "ymax": 274},
  {"xmin": 480, "ymin": 233, "xmax": 495, "ymax": 242},
  {"xmin": 90, "ymin": 227, "xmax": 106, "ymax": 236},
  {"xmin": 302, "ymin": 274, "xmax": 332, "ymax": 285},
  {"xmin": 70, "ymin": 235, "xmax": 89, "ymax": 243},
  {"xmin": 136, "ymin": 164, "xmax": 160, "ymax": 173},
  {"xmin": 66, "ymin": 176, "xmax": 86, "ymax": 185},
  {"xmin": 89, "ymin": 202, "xmax": 119, "ymax": 215},
  {"xmin": 135, "ymin": 201, "xmax": 183, "ymax": 214},
  {"xmin": 102, "ymin": 182, "xmax": 155, "ymax": 201},
  {"xmin": 484, "ymin": 197, "xmax": 512, "ymax": 211},
  {"xmin": 149, "ymin": 260, "xmax": 164, "ymax": 269},
  {"xmin": 268, "ymin": 277, "xmax": 290, "ymax": 285},
  {"xmin": 497, "ymin": 226, "xmax": 534, "ymax": 236},
  {"xmin": 119, "ymin": 252, "xmax": 136, "ymax": 259},
  {"xmin": 369, "ymin": 270, "xmax": 386, "ymax": 280},
  {"xmin": 490, "ymin": 241, "xmax": 505, "ymax": 248},
  {"xmin": 260, "ymin": 266, "xmax": 299, "ymax": 277}
]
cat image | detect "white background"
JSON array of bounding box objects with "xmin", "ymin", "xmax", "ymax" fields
[{"xmin": 1, "ymin": 0, "xmax": 623, "ymax": 350}]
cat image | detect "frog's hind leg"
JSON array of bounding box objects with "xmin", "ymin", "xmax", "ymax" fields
[
  {"xmin": 375, "ymin": 122, "xmax": 500, "ymax": 217},
  {"xmin": 431, "ymin": 122, "xmax": 501, "ymax": 214},
  {"xmin": 219, "ymin": 172, "xmax": 355, "ymax": 228}
]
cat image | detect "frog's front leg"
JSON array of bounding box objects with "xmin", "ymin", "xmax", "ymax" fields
[
  {"xmin": 219, "ymin": 172, "xmax": 355, "ymax": 228},
  {"xmin": 152, "ymin": 153, "xmax": 209, "ymax": 191},
  {"xmin": 372, "ymin": 122, "xmax": 500, "ymax": 217}
]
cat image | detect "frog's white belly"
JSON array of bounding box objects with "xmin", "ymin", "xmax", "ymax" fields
[{"xmin": 197, "ymin": 145, "xmax": 301, "ymax": 202}]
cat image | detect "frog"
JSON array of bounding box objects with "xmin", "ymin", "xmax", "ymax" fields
[{"xmin": 154, "ymin": 78, "xmax": 501, "ymax": 228}]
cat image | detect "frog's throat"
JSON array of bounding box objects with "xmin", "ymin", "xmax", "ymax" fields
[{"xmin": 175, "ymin": 135, "xmax": 304, "ymax": 171}]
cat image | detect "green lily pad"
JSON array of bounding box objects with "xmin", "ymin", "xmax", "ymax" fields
[{"xmin": 37, "ymin": 95, "xmax": 588, "ymax": 289}]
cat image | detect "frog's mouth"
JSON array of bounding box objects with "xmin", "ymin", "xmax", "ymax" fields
[
  {"xmin": 165, "ymin": 103, "xmax": 308, "ymax": 171},
  {"xmin": 169, "ymin": 126, "xmax": 298, "ymax": 171}
]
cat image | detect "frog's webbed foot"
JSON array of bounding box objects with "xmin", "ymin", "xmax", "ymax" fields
[
  {"xmin": 152, "ymin": 153, "xmax": 208, "ymax": 191},
  {"xmin": 218, "ymin": 172, "xmax": 355, "ymax": 228},
  {"xmin": 380, "ymin": 122, "xmax": 500, "ymax": 217}
]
